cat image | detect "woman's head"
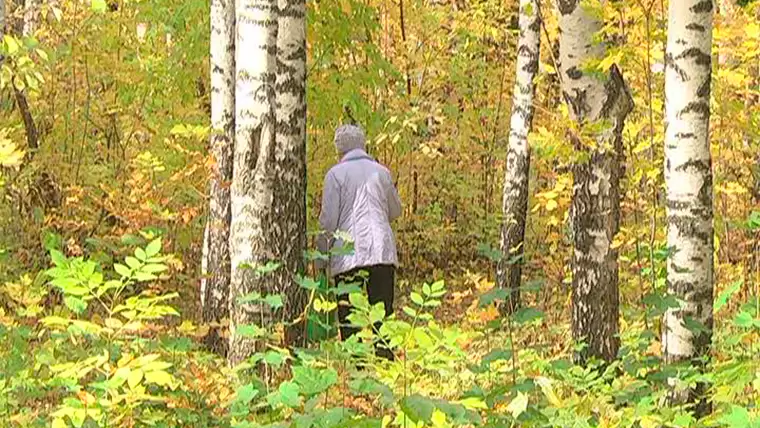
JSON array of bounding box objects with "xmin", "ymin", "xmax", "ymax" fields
[{"xmin": 334, "ymin": 124, "xmax": 366, "ymax": 155}]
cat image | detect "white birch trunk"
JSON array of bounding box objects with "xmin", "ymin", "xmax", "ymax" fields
[
  {"xmin": 275, "ymin": 0, "xmax": 307, "ymax": 345},
  {"xmin": 22, "ymin": 0, "xmax": 37, "ymax": 37},
  {"xmin": 228, "ymin": 0, "xmax": 279, "ymax": 366},
  {"xmin": 558, "ymin": 0, "xmax": 633, "ymax": 364},
  {"xmin": 497, "ymin": 0, "xmax": 540, "ymax": 313},
  {"xmin": 662, "ymin": 0, "xmax": 714, "ymax": 412},
  {"xmin": 202, "ymin": 0, "xmax": 235, "ymax": 355}
]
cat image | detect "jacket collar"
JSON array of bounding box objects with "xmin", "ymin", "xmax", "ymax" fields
[{"xmin": 340, "ymin": 148, "xmax": 373, "ymax": 163}]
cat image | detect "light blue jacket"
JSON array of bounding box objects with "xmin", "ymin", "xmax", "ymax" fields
[{"xmin": 318, "ymin": 149, "xmax": 402, "ymax": 276}]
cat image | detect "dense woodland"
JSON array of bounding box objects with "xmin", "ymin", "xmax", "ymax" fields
[{"xmin": 0, "ymin": 0, "xmax": 759, "ymax": 426}]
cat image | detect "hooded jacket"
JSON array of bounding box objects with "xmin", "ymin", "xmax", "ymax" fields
[{"xmin": 318, "ymin": 148, "xmax": 402, "ymax": 276}]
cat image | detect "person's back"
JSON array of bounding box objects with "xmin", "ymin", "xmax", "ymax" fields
[
  {"xmin": 318, "ymin": 124, "xmax": 401, "ymax": 360},
  {"xmin": 321, "ymin": 150, "xmax": 401, "ymax": 275}
]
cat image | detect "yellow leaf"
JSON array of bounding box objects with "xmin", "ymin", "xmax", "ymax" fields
[
  {"xmin": 546, "ymin": 199, "xmax": 558, "ymax": 212},
  {"xmin": 507, "ymin": 392, "xmax": 528, "ymax": 418},
  {"xmin": 640, "ymin": 415, "xmax": 661, "ymax": 428},
  {"xmin": 127, "ymin": 369, "xmax": 143, "ymax": 389},
  {"xmin": 144, "ymin": 370, "xmax": 174, "ymax": 388},
  {"xmin": 458, "ymin": 396, "xmax": 488, "ymax": 410},
  {"xmin": 535, "ymin": 376, "xmax": 561, "ymax": 406},
  {"xmin": 747, "ymin": 22, "xmax": 760, "ymax": 39},
  {"xmin": 431, "ymin": 409, "xmax": 448, "ymax": 428}
]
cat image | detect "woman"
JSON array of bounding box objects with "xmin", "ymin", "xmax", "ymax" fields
[{"xmin": 317, "ymin": 124, "xmax": 402, "ymax": 360}]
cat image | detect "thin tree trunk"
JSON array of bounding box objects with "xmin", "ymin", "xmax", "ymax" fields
[
  {"xmin": 557, "ymin": 0, "xmax": 633, "ymax": 365},
  {"xmin": 22, "ymin": 0, "xmax": 37, "ymax": 37},
  {"xmin": 275, "ymin": 0, "xmax": 307, "ymax": 347},
  {"xmin": 202, "ymin": 0, "xmax": 235, "ymax": 355},
  {"xmin": 497, "ymin": 0, "xmax": 540, "ymax": 314},
  {"xmin": 662, "ymin": 0, "xmax": 714, "ymax": 414},
  {"xmin": 228, "ymin": 0, "xmax": 279, "ymax": 366}
]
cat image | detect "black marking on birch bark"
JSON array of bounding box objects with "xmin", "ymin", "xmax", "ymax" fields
[
  {"xmin": 566, "ymin": 66, "xmax": 583, "ymax": 80},
  {"xmin": 249, "ymin": 126, "xmax": 262, "ymax": 171},
  {"xmin": 674, "ymin": 158, "xmax": 710, "ymax": 174},
  {"xmin": 668, "ymin": 214, "xmax": 711, "ymax": 242},
  {"xmin": 563, "ymin": 90, "xmax": 588, "ymax": 120},
  {"xmin": 686, "ymin": 23, "xmax": 706, "ymax": 32},
  {"xmin": 698, "ymin": 172, "xmax": 713, "ymax": 211},
  {"xmin": 696, "ymin": 77, "xmax": 711, "ymax": 98},
  {"xmin": 665, "ymin": 53, "xmax": 688, "ymax": 80},
  {"xmin": 556, "ymin": 0, "xmax": 577, "ymax": 15},
  {"xmin": 690, "ymin": 0, "xmax": 713, "ymax": 13},
  {"xmin": 676, "ymin": 47, "xmax": 712, "ymax": 66},
  {"xmin": 675, "ymin": 132, "xmax": 697, "ymax": 139},
  {"xmin": 679, "ymin": 101, "xmax": 710, "ymax": 119},
  {"xmin": 528, "ymin": 17, "xmax": 540, "ymax": 32}
]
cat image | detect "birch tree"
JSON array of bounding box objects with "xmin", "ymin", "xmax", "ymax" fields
[
  {"xmin": 497, "ymin": 0, "xmax": 540, "ymax": 313},
  {"xmin": 662, "ymin": 0, "xmax": 714, "ymax": 411},
  {"xmin": 201, "ymin": 0, "xmax": 235, "ymax": 354},
  {"xmin": 558, "ymin": 0, "xmax": 633, "ymax": 364},
  {"xmin": 228, "ymin": 0, "xmax": 279, "ymax": 366},
  {"xmin": 275, "ymin": 0, "xmax": 308, "ymax": 345},
  {"xmin": 22, "ymin": 0, "xmax": 37, "ymax": 37}
]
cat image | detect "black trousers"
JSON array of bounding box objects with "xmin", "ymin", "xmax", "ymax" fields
[{"xmin": 335, "ymin": 264, "xmax": 395, "ymax": 360}]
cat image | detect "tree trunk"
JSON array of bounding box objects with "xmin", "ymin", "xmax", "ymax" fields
[
  {"xmin": 662, "ymin": 0, "xmax": 714, "ymax": 414},
  {"xmin": 275, "ymin": 0, "xmax": 307, "ymax": 347},
  {"xmin": 497, "ymin": 0, "xmax": 540, "ymax": 314},
  {"xmin": 557, "ymin": 0, "xmax": 633, "ymax": 365},
  {"xmin": 22, "ymin": 0, "xmax": 37, "ymax": 37},
  {"xmin": 201, "ymin": 0, "xmax": 235, "ymax": 355},
  {"xmin": 228, "ymin": 0, "xmax": 279, "ymax": 366}
]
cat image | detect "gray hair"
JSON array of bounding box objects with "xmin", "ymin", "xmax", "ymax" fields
[{"xmin": 334, "ymin": 124, "xmax": 366, "ymax": 155}]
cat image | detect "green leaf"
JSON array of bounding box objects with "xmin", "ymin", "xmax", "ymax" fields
[
  {"xmin": 715, "ymin": 280, "xmax": 742, "ymax": 311},
  {"xmin": 91, "ymin": 0, "xmax": 106, "ymax": 12},
  {"xmin": 682, "ymin": 316, "xmax": 710, "ymax": 335},
  {"xmin": 478, "ymin": 288, "xmax": 509, "ymax": 307},
  {"xmin": 263, "ymin": 350, "xmax": 287, "ymax": 367},
  {"xmin": 145, "ymin": 238, "xmax": 162, "ymax": 257},
  {"xmin": 133, "ymin": 271, "xmax": 157, "ymax": 282},
  {"xmin": 734, "ymin": 311, "xmax": 756, "ymax": 328},
  {"xmin": 269, "ymin": 381, "xmax": 302, "ymax": 408},
  {"xmin": 292, "ymin": 365, "xmax": 338, "ymax": 397},
  {"xmin": 513, "ymin": 307, "xmax": 544, "ymax": 324},
  {"xmin": 718, "ymin": 405, "xmax": 751, "ymax": 428},
  {"xmin": 400, "ymin": 394, "xmax": 435, "ymax": 423},
  {"xmin": 235, "ymin": 384, "xmax": 259, "ymax": 404},
  {"xmin": 141, "ymin": 264, "xmax": 167, "ymax": 273},
  {"xmin": 369, "ymin": 303, "xmax": 386, "ymax": 324},
  {"xmin": 135, "ymin": 247, "xmax": 148, "ymax": 261},
  {"xmin": 50, "ymin": 249, "xmax": 67, "ymax": 266},
  {"xmin": 349, "ymin": 378, "xmax": 394, "ymax": 405},
  {"xmin": 114, "ymin": 263, "xmax": 131, "ymax": 278},
  {"xmin": 296, "ymin": 275, "xmax": 320, "ymax": 290},
  {"xmin": 64, "ymin": 296, "xmax": 87, "ymax": 314},
  {"xmin": 237, "ymin": 324, "xmax": 267, "ymax": 339},
  {"xmin": 125, "ymin": 256, "xmax": 141, "ymax": 269},
  {"xmin": 264, "ymin": 294, "xmax": 284, "ymax": 309},
  {"xmin": 410, "ymin": 292, "xmax": 424, "ymax": 306}
]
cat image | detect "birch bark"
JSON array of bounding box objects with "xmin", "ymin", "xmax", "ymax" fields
[
  {"xmin": 558, "ymin": 0, "xmax": 633, "ymax": 364},
  {"xmin": 201, "ymin": 0, "xmax": 235, "ymax": 354},
  {"xmin": 662, "ymin": 0, "xmax": 714, "ymax": 411},
  {"xmin": 274, "ymin": 0, "xmax": 307, "ymax": 346},
  {"xmin": 497, "ymin": 0, "xmax": 540, "ymax": 313},
  {"xmin": 228, "ymin": 0, "xmax": 279, "ymax": 366}
]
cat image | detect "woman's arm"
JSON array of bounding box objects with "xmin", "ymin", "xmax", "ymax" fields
[{"xmin": 317, "ymin": 171, "xmax": 340, "ymax": 254}]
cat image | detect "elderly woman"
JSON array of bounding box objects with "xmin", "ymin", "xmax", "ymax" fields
[{"xmin": 317, "ymin": 124, "xmax": 402, "ymax": 360}]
